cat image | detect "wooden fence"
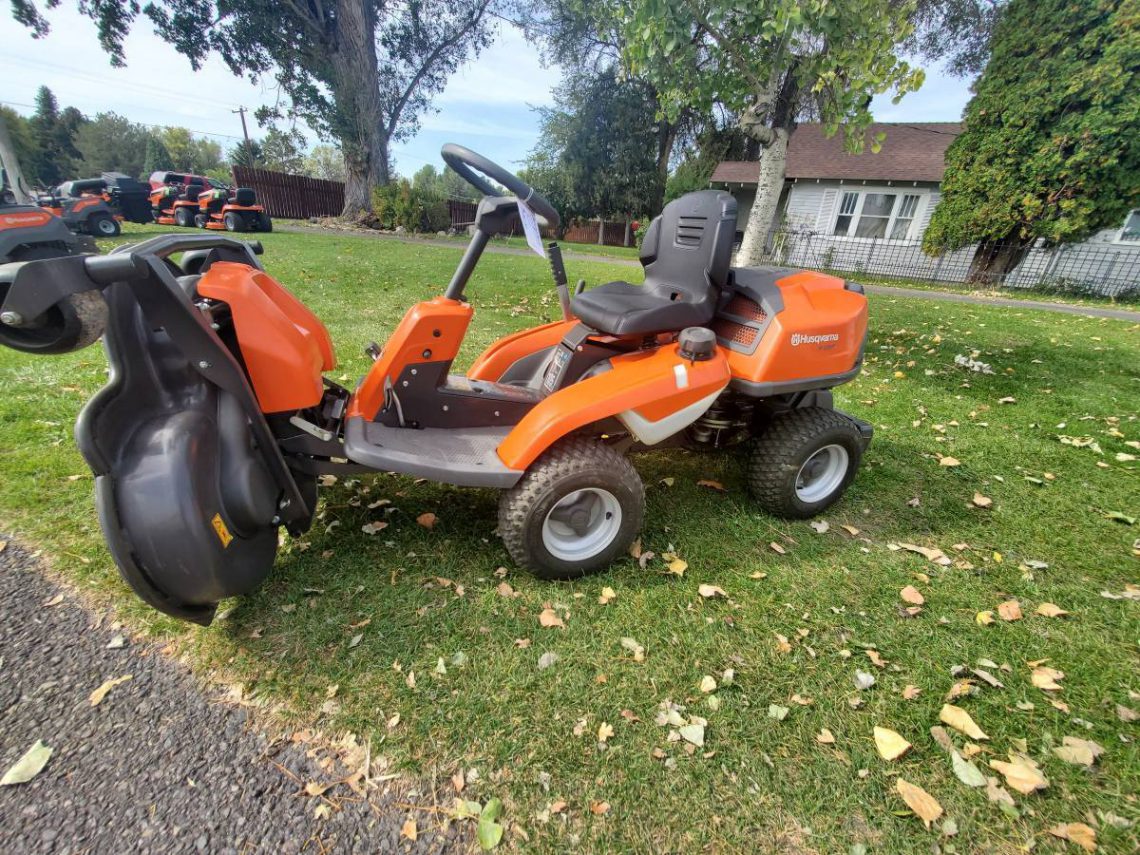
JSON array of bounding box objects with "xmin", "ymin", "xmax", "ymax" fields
[
  {"xmin": 563, "ymin": 219, "xmax": 633, "ymax": 247},
  {"xmin": 447, "ymin": 199, "xmax": 478, "ymax": 228},
  {"xmin": 231, "ymin": 167, "xmax": 345, "ymax": 219}
]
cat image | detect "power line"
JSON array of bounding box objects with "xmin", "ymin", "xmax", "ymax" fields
[{"xmin": 0, "ymin": 100, "xmax": 245, "ymax": 142}]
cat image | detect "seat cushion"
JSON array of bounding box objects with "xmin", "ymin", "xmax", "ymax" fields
[{"xmin": 571, "ymin": 280, "xmax": 715, "ymax": 336}]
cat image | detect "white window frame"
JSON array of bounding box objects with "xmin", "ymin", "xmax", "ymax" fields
[
  {"xmin": 829, "ymin": 187, "xmax": 929, "ymax": 242},
  {"xmin": 1115, "ymin": 209, "xmax": 1140, "ymax": 245}
]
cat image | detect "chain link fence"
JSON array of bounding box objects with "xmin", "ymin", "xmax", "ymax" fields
[{"xmin": 755, "ymin": 230, "xmax": 1140, "ymax": 300}]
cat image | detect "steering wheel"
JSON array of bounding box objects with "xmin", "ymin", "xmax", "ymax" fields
[{"xmin": 441, "ymin": 143, "xmax": 560, "ymax": 230}]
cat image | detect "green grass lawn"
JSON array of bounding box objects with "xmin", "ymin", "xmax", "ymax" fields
[{"xmin": 2, "ymin": 222, "xmax": 1138, "ymax": 853}]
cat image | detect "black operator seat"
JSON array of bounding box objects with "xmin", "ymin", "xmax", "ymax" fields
[{"xmin": 571, "ymin": 190, "xmax": 737, "ymax": 336}]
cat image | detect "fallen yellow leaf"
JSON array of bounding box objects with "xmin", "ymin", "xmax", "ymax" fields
[
  {"xmin": 697, "ymin": 584, "xmax": 726, "ymax": 599},
  {"xmin": 874, "ymin": 726, "xmax": 911, "ymax": 761},
  {"xmin": 769, "ymin": 541, "xmax": 787, "ymax": 555},
  {"xmin": 696, "ymin": 479, "xmax": 726, "ymax": 492},
  {"xmin": 1048, "ymin": 822, "xmax": 1097, "ymax": 852},
  {"xmin": 667, "ymin": 556, "xmax": 688, "ymax": 575},
  {"xmin": 1031, "ymin": 665, "xmax": 1065, "ymax": 691},
  {"xmin": 538, "ymin": 608, "xmax": 565, "ymax": 629},
  {"xmin": 940, "ymin": 704, "xmax": 988, "ymax": 740},
  {"xmin": 900, "ymin": 585, "xmax": 925, "ymax": 605},
  {"xmin": 400, "ymin": 818, "xmax": 417, "ymax": 841},
  {"xmin": 89, "ymin": 675, "xmax": 133, "ymax": 707},
  {"xmin": 972, "ymin": 492, "xmax": 993, "ymax": 508},
  {"xmin": 997, "ymin": 599, "xmax": 1022, "ymax": 621},
  {"xmin": 939, "ymin": 456, "xmax": 961, "ymax": 467},
  {"xmin": 989, "ymin": 755, "xmax": 1049, "ymax": 794},
  {"xmin": 816, "ymin": 728, "xmax": 836, "ymax": 745},
  {"xmin": 415, "ymin": 512, "xmax": 437, "ymax": 529},
  {"xmin": 598, "ymin": 586, "xmax": 616, "ymax": 605},
  {"xmin": 902, "ymin": 685, "xmax": 922, "ymax": 700},
  {"xmin": 1052, "ymin": 736, "xmax": 1104, "ymax": 767},
  {"xmin": 895, "ymin": 778, "xmax": 943, "ymax": 829},
  {"xmin": 866, "ymin": 649, "xmax": 887, "ymax": 668},
  {"xmin": 976, "ymin": 610, "xmax": 995, "ymax": 625},
  {"xmin": 597, "ymin": 722, "xmax": 614, "ymax": 743},
  {"xmin": 1035, "ymin": 602, "xmax": 1068, "ymax": 618}
]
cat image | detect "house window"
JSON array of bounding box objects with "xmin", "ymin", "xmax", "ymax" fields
[
  {"xmin": 831, "ymin": 191, "xmax": 923, "ymax": 240},
  {"xmin": 1119, "ymin": 210, "xmax": 1140, "ymax": 243}
]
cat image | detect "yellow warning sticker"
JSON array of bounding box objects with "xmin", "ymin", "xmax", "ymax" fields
[{"xmin": 211, "ymin": 513, "xmax": 233, "ymax": 548}]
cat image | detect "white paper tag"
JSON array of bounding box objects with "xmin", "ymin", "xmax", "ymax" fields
[{"xmin": 517, "ymin": 199, "xmax": 545, "ymax": 258}]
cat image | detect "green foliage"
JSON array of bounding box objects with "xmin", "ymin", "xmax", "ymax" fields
[
  {"xmin": 526, "ymin": 66, "xmax": 664, "ymax": 221},
  {"xmin": 73, "ymin": 112, "xmax": 151, "ymax": 177},
  {"xmin": 302, "ymin": 145, "xmax": 347, "ymax": 183},
  {"xmin": 142, "ymin": 136, "xmax": 172, "ymax": 175},
  {"xmin": 411, "ymin": 164, "xmax": 479, "ymax": 202},
  {"xmin": 158, "ymin": 126, "xmax": 224, "ymax": 175},
  {"xmin": 617, "ymin": 0, "xmax": 924, "ymax": 145},
  {"xmin": 372, "ymin": 179, "xmax": 450, "ymax": 232},
  {"xmin": 25, "ymin": 86, "xmax": 86, "ymax": 187},
  {"xmin": 924, "ymin": 0, "xmax": 1140, "ymax": 253},
  {"xmin": 228, "ymin": 140, "xmax": 263, "ymax": 170},
  {"xmin": 259, "ymin": 127, "xmax": 306, "ymax": 174}
]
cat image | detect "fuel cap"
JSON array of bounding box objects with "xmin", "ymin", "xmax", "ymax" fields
[{"xmin": 678, "ymin": 326, "xmax": 716, "ymax": 361}]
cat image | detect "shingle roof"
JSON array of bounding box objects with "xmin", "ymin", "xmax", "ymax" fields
[{"xmin": 710, "ymin": 122, "xmax": 963, "ymax": 185}]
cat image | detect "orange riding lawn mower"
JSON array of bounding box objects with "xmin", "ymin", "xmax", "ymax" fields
[
  {"xmin": 0, "ymin": 144, "xmax": 871, "ymax": 625},
  {"xmin": 149, "ymin": 173, "xmax": 271, "ymax": 232}
]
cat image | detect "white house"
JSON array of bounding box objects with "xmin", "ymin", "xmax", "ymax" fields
[{"xmin": 711, "ymin": 123, "xmax": 1139, "ymax": 296}]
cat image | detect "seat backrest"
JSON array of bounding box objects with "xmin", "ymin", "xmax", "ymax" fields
[
  {"xmin": 639, "ymin": 190, "xmax": 737, "ymax": 298},
  {"xmin": 183, "ymin": 185, "xmax": 203, "ymax": 202}
]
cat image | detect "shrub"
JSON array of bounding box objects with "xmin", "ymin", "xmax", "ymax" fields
[{"xmin": 371, "ymin": 180, "xmax": 453, "ymax": 233}]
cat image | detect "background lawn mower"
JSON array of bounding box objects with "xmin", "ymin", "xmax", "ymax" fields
[
  {"xmin": 0, "ymin": 143, "xmax": 871, "ymax": 626},
  {"xmin": 150, "ymin": 178, "xmax": 207, "ymax": 227},
  {"xmin": 196, "ymin": 186, "xmax": 272, "ymax": 232},
  {"xmin": 39, "ymin": 172, "xmax": 153, "ymax": 238}
]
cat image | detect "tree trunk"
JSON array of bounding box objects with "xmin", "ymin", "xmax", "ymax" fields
[
  {"xmin": 597, "ymin": 218, "xmax": 604, "ymax": 245},
  {"xmin": 967, "ymin": 235, "xmax": 1033, "ymax": 284},
  {"xmin": 624, "ymin": 216, "xmax": 631, "ymax": 247},
  {"xmin": 329, "ymin": 0, "xmax": 386, "ymax": 218},
  {"xmin": 735, "ymin": 126, "xmax": 789, "ymax": 267},
  {"xmin": 654, "ymin": 119, "xmax": 678, "ymax": 215}
]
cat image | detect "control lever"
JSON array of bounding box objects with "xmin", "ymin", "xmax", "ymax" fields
[{"xmin": 547, "ymin": 241, "xmax": 572, "ymax": 321}]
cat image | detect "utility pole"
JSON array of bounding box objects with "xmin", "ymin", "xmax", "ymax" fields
[{"xmin": 232, "ymin": 107, "xmax": 251, "ymax": 145}]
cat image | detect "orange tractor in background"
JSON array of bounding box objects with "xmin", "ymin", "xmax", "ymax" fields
[
  {"xmin": 149, "ymin": 178, "xmax": 207, "ymax": 227},
  {"xmin": 195, "ymin": 186, "xmax": 272, "ymax": 232}
]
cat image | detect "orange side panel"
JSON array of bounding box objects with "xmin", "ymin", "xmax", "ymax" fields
[
  {"xmin": 71, "ymin": 198, "xmax": 101, "ymax": 214},
  {"xmin": 5, "ymin": 210, "xmax": 55, "ymax": 228},
  {"xmin": 497, "ymin": 345, "xmax": 730, "ymax": 470},
  {"xmin": 197, "ymin": 261, "xmax": 336, "ymax": 414},
  {"xmin": 727, "ymin": 272, "xmax": 867, "ymax": 386},
  {"xmin": 467, "ymin": 319, "xmax": 577, "ymax": 382},
  {"xmin": 346, "ymin": 297, "xmax": 473, "ymax": 420}
]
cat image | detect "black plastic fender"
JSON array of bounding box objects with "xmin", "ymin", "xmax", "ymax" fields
[{"xmin": 77, "ymin": 278, "xmax": 281, "ymax": 624}]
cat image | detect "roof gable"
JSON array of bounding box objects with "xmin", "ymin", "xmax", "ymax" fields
[{"xmin": 711, "ymin": 122, "xmax": 962, "ymax": 185}]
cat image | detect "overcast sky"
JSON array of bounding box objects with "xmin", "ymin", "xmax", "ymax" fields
[{"xmin": 0, "ymin": 9, "xmax": 973, "ymax": 176}]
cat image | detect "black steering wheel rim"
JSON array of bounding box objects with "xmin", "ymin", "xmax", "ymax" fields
[{"xmin": 441, "ymin": 143, "xmax": 560, "ymax": 230}]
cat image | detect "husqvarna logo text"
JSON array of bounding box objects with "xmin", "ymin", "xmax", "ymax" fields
[{"xmin": 791, "ymin": 332, "xmax": 840, "ymax": 346}]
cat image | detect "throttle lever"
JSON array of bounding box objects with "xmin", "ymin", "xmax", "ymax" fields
[{"xmin": 547, "ymin": 241, "xmax": 572, "ymax": 322}]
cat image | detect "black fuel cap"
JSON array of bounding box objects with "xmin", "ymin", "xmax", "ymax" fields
[{"xmin": 678, "ymin": 326, "xmax": 717, "ymax": 361}]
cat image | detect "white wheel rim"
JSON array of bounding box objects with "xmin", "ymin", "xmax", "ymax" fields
[
  {"xmin": 795, "ymin": 444, "xmax": 849, "ymax": 503},
  {"xmin": 97, "ymin": 219, "xmax": 116, "ymax": 235},
  {"xmin": 542, "ymin": 488, "xmax": 622, "ymax": 562}
]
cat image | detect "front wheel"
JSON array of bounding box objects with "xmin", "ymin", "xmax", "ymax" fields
[
  {"xmin": 747, "ymin": 407, "xmax": 864, "ymax": 519},
  {"xmin": 499, "ymin": 438, "xmax": 644, "ymax": 580},
  {"xmin": 89, "ymin": 213, "xmax": 120, "ymax": 237}
]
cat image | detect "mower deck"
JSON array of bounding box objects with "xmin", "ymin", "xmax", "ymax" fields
[{"xmin": 343, "ymin": 417, "xmax": 523, "ymax": 488}]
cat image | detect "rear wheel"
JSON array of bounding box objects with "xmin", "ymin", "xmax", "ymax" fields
[
  {"xmin": 257, "ymin": 212, "xmax": 273, "ymax": 232},
  {"xmin": 747, "ymin": 407, "xmax": 863, "ymax": 518},
  {"xmin": 89, "ymin": 213, "xmax": 120, "ymax": 237},
  {"xmin": 499, "ymin": 438, "xmax": 644, "ymax": 580},
  {"xmin": 174, "ymin": 207, "xmax": 193, "ymax": 228},
  {"xmin": 224, "ymin": 212, "xmax": 243, "ymax": 232}
]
